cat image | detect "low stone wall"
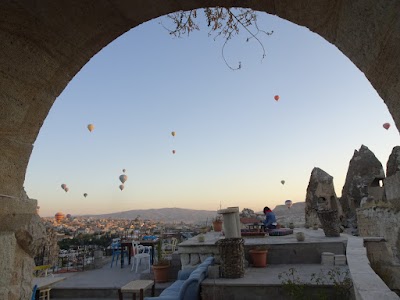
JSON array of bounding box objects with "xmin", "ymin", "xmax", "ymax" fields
[
  {"xmin": 346, "ymin": 236, "xmax": 398, "ymax": 299},
  {"xmin": 357, "ymin": 206, "xmax": 400, "ymax": 263},
  {"xmin": 357, "ymin": 206, "xmax": 400, "ymax": 292},
  {"xmin": 178, "ymin": 230, "xmax": 347, "ymax": 268},
  {"xmin": 363, "ymin": 238, "xmax": 400, "ymax": 291}
]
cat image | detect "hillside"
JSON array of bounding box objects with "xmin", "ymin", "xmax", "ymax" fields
[
  {"xmin": 273, "ymin": 202, "xmax": 306, "ymax": 227},
  {"xmin": 84, "ymin": 203, "xmax": 306, "ymax": 226},
  {"xmin": 85, "ymin": 207, "xmax": 217, "ymax": 224}
]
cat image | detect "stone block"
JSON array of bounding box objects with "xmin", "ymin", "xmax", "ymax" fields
[
  {"xmin": 334, "ymin": 254, "xmax": 347, "ymax": 266},
  {"xmin": 189, "ymin": 253, "xmax": 200, "ymax": 265},
  {"xmin": 200, "ymin": 253, "xmax": 212, "ymax": 262},
  {"xmin": 180, "ymin": 253, "xmax": 189, "ymax": 266},
  {"xmin": 321, "ymin": 252, "xmax": 334, "ymax": 265},
  {"xmin": 208, "ymin": 265, "xmax": 220, "ymax": 279}
]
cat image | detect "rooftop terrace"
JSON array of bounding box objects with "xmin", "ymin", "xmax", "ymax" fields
[{"xmin": 42, "ymin": 228, "xmax": 398, "ymax": 300}]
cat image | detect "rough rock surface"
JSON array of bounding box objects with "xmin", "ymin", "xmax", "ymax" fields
[
  {"xmin": 386, "ymin": 146, "xmax": 400, "ymax": 177},
  {"xmin": 0, "ymin": 194, "xmax": 46, "ymax": 300},
  {"xmin": 305, "ymin": 167, "xmax": 343, "ymax": 227},
  {"xmin": 340, "ymin": 145, "xmax": 385, "ymax": 224},
  {"xmin": 273, "ymin": 202, "xmax": 306, "ymax": 227},
  {"xmin": 34, "ymin": 226, "xmax": 59, "ymax": 267},
  {"xmin": 383, "ymin": 146, "xmax": 400, "ymax": 208}
]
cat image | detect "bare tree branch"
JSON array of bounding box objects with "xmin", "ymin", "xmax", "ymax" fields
[{"xmin": 160, "ymin": 7, "xmax": 273, "ymax": 70}]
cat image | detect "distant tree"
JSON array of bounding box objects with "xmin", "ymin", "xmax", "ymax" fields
[
  {"xmin": 58, "ymin": 234, "xmax": 112, "ymax": 250},
  {"xmin": 240, "ymin": 208, "xmax": 258, "ymax": 218},
  {"xmin": 161, "ymin": 7, "xmax": 273, "ymax": 70}
]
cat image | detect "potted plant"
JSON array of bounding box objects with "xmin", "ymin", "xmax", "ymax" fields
[
  {"xmin": 296, "ymin": 232, "xmax": 305, "ymax": 241},
  {"xmin": 249, "ymin": 245, "xmax": 268, "ymax": 268},
  {"xmin": 197, "ymin": 234, "xmax": 205, "ymax": 242},
  {"xmin": 212, "ymin": 215, "xmax": 223, "ymax": 232},
  {"xmin": 152, "ymin": 239, "xmax": 170, "ymax": 283}
]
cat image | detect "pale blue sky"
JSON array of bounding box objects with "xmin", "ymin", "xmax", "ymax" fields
[{"xmin": 24, "ymin": 11, "xmax": 399, "ymax": 217}]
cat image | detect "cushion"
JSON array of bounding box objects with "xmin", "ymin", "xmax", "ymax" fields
[
  {"xmin": 188, "ymin": 266, "xmax": 207, "ymax": 279},
  {"xmin": 268, "ymin": 228, "xmax": 294, "ymax": 236},
  {"xmin": 159, "ymin": 280, "xmax": 185, "ymax": 297}
]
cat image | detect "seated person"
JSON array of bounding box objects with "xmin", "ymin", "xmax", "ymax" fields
[{"xmin": 263, "ymin": 206, "xmax": 277, "ymax": 230}]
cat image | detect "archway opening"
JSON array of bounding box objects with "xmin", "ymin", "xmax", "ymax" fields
[{"xmin": 24, "ymin": 10, "xmax": 398, "ymax": 218}]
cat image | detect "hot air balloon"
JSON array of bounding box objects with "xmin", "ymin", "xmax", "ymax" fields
[
  {"xmin": 383, "ymin": 123, "xmax": 390, "ymax": 130},
  {"xmin": 64, "ymin": 187, "xmax": 69, "ymax": 192},
  {"xmin": 281, "ymin": 180, "xmax": 285, "ymax": 185},
  {"xmin": 66, "ymin": 214, "xmax": 72, "ymax": 219},
  {"xmin": 61, "ymin": 184, "xmax": 67, "ymax": 190},
  {"xmin": 83, "ymin": 193, "xmax": 88, "ymax": 198},
  {"xmin": 171, "ymin": 131, "xmax": 176, "ymax": 137},
  {"xmin": 274, "ymin": 95, "xmax": 280, "ymax": 101},
  {"xmin": 119, "ymin": 184, "xmax": 124, "ymax": 191},
  {"xmin": 122, "ymin": 169, "xmax": 126, "ymax": 173},
  {"xmin": 285, "ymin": 200, "xmax": 293, "ymax": 209},
  {"xmin": 55, "ymin": 212, "xmax": 65, "ymax": 222},
  {"xmin": 119, "ymin": 174, "xmax": 128, "ymax": 184},
  {"xmin": 172, "ymin": 150, "xmax": 176, "ymax": 154},
  {"xmin": 87, "ymin": 124, "xmax": 94, "ymax": 132}
]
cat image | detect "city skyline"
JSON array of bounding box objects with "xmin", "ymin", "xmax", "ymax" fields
[{"xmin": 24, "ymin": 10, "xmax": 399, "ymax": 217}]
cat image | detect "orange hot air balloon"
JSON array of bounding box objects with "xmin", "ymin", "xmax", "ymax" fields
[
  {"xmin": 383, "ymin": 123, "xmax": 390, "ymax": 130},
  {"xmin": 119, "ymin": 184, "xmax": 124, "ymax": 191},
  {"xmin": 172, "ymin": 150, "xmax": 176, "ymax": 154},
  {"xmin": 171, "ymin": 131, "xmax": 176, "ymax": 137},
  {"xmin": 55, "ymin": 212, "xmax": 65, "ymax": 222},
  {"xmin": 274, "ymin": 95, "xmax": 280, "ymax": 101},
  {"xmin": 87, "ymin": 124, "xmax": 94, "ymax": 132}
]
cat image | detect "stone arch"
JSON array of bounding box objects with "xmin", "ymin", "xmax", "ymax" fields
[
  {"xmin": 1, "ymin": 1, "xmax": 400, "ymax": 299},
  {"xmin": 1, "ymin": 1, "xmax": 400, "ymax": 198}
]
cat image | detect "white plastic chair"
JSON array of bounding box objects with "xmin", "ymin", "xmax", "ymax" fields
[
  {"xmin": 161, "ymin": 237, "xmax": 178, "ymax": 261},
  {"xmin": 131, "ymin": 241, "xmax": 151, "ymax": 273},
  {"xmin": 162, "ymin": 237, "xmax": 178, "ymax": 256}
]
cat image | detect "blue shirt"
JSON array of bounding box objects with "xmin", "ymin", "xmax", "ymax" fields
[{"xmin": 264, "ymin": 211, "xmax": 277, "ymax": 227}]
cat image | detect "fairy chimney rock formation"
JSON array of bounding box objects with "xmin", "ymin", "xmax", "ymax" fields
[
  {"xmin": 305, "ymin": 167, "xmax": 343, "ymax": 227},
  {"xmin": 340, "ymin": 145, "xmax": 385, "ymax": 225},
  {"xmin": 384, "ymin": 146, "xmax": 400, "ymax": 207},
  {"xmin": 386, "ymin": 146, "xmax": 400, "ymax": 177}
]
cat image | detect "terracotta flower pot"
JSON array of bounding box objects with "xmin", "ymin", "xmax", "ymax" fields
[
  {"xmin": 249, "ymin": 249, "xmax": 268, "ymax": 268},
  {"xmin": 152, "ymin": 264, "xmax": 170, "ymax": 283},
  {"xmin": 213, "ymin": 221, "xmax": 223, "ymax": 232}
]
